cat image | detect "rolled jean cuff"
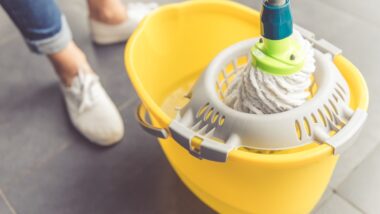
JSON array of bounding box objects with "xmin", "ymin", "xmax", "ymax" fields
[{"xmin": 26, "ymin": 16, "xmax": 72, "ymax": 55}]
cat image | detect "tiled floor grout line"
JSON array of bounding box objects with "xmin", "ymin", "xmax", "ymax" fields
[
  {"xmin": 313, "ymin": 193, "xmax": 334, "ymax": 213},
  {"xmin": 0, "ymin": 187, "xmax": 17, "ymax": 214},
  {"xmin": 32, "ymin": 142, "xmax": 72, "ymax": 169},
  {"xmin": 329, "ymin": 141, "xmax": 380, "ymax": 214},
  {"xmin": 1, "ymin": 95, "xmax": 138, "ymax": 190},
  {"xmin": 2, "ymin": 142, "xmax": 72, "ymax": 190},
  {"xmin": 118, "ymin": 95, "xmax": 138, "ymax": 111},
  {"xmin": 334, "ymin": 190, "xmax": 366, "ymax": 214},
  {"xmin": 332, "ymin": 140, "xmax": 380, "ymax": 192},
  {"xmin": 2, "ymin": 96, "xmax": 138, "ymax": 189}
]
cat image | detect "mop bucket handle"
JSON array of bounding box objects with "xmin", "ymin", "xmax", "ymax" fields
[
  {"xmin": 136, "ymin": 103, "xmax": 169, "ymax": 139},
  {"xmin": 136, "ymin": 103, "xmax": 234, "ymax": 162}
]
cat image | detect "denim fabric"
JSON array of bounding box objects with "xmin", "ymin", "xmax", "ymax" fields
[{"xmin": 0, "ymin": 0, "xmax": 72, "ymax": 54}]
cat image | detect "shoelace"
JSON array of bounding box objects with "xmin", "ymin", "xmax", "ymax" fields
[{"xmin": 76, "ymin": 70, "xmax": 99, "ymax": 113}]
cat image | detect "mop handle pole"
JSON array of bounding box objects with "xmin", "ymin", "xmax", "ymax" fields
[{"xmin": 266, "ymin": 0, "xmax": 286, "ymax": 6}]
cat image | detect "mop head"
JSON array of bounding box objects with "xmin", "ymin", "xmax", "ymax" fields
[{"xmin": 224, "ymin": 31, "xmax": 316, "ymax": 114}]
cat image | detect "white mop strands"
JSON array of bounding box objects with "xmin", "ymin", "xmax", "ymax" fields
[{"xmin": 224, "ymin": 31, "xmax": 316, "ymax": 114}]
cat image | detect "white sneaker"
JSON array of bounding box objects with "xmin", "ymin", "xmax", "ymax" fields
[
  {"xmin": 89, "ymin": 2, "xmax": 159, "ymax": 45},
  {"xmin": 61, "ymin": 67, "xmax": 124, "ymax": 146}
]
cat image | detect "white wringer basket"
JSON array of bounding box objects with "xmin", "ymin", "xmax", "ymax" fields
[{"xmin": 170, "ymin": 29, "xmax": 367, "ymax": 162}]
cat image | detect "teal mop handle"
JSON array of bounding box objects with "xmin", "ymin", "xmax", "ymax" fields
[
  {"xmin": 266, "ymin": 0, "xmax": 286, "ymax": 6},
  {"xmin": 261, "ymin": 0, "xmax": 293, "ymax": 40}
]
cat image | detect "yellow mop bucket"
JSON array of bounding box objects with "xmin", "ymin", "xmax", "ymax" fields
[{"xmin": 125, "ymin": 1, "xmax": 369, "ymax": 213}]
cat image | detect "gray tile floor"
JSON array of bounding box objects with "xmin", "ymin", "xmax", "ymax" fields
[{"xmin": 0, "ymin": 0, "xmax": 379, "ymax": 213}]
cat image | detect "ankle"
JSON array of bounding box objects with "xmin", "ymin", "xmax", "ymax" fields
[
  {"xmin": 88, "ymin": 0, "xmax": 127, "ymax": 24},
  {"xmin": 48, "ymin": 42, "xmax": 91, "ymax": 86}
]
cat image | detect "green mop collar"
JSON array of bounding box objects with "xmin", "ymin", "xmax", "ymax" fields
[{"xmin": 251, "ymin": 0, "xmax": 305, "ymax": 76}]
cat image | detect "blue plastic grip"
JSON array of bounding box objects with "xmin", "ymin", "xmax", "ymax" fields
[{"xmin": 261, "ymin": 0, "xmax": 293, "ymax": 40}]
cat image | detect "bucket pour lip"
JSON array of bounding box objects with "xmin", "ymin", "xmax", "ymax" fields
[{"xmin": 125, "ymin": 0, "xmax": 369, "ymax": 165}]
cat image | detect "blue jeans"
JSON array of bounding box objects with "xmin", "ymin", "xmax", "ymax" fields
[{"xmin": 0, "ymin": 0, "xmax": 72, "ymax": 54}]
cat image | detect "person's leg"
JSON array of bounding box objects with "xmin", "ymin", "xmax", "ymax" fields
[
  {"xmin": 48, "ymin": 42, "xmax": 90, "ymax": 86},
  {"xmin": 0, "ymin": 0, "xmax": 89, "ymax": 86},
  {"xmin": 87, "ymin": 0, "xmax": 127, "ymax": 24},
  {"xmin": 87, "ymin": 0, "xmax": 158, "ymax": 44},
  {"xmin": 0, "ymin": 0, "xmax": 124, "ymax": 145}
]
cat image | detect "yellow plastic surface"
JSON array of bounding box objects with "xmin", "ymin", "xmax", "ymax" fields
[{"xmin": 125, "ymin": 1, "xmax": 369, "ymax": 213}]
